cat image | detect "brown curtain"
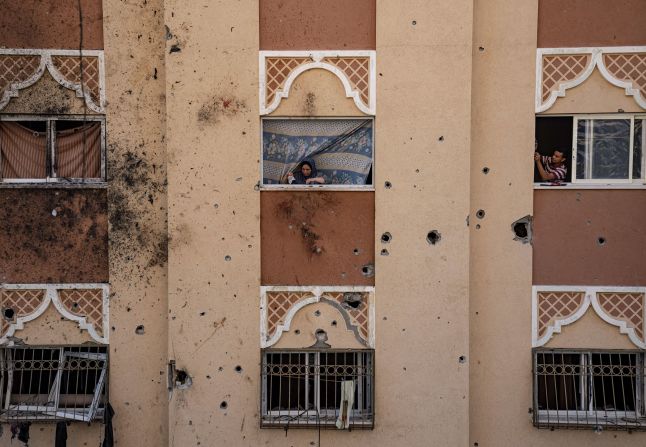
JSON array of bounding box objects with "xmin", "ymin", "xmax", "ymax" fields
[
  {"xmin": 56, "ymin": 122, "xmax": 102, "ymax": 179},
  {"xmin": 0, "ymin": 122, "xmax": 47, "ymax": 179}
]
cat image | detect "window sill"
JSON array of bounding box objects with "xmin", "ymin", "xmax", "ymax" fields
[
  {"xmin": 534, "ymin": 183, "xmax": 646, "ymax": 190},
  {"xmin": 0, "ymin": 182, "xmax": 107, "ymax": 189}
]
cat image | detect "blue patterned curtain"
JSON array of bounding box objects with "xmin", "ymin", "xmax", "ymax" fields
[{"xmin": 263, "ymin": 119, "xmax": 373, "ymax": 185}]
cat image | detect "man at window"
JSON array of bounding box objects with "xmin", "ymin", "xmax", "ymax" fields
[{"xmin": 534, "ymin": 150, "xmax": 567, "ymax": 182}]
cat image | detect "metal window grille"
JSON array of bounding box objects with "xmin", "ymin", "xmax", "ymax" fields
[
  {"xmin": 533, "ymin": 349, "xmax": 646, "ymax": 431},
  {"xmin": 0, "ymin": 346, "xmax": 108, "ymax": 423},
  {"xmin": 260, "ymin": 349, "xmax": 374, "ymax": 429}
]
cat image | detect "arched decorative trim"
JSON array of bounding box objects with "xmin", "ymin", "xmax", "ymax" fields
[
  {"xmin": 536, "ymin": 47, "xmax": 646, "ymax": 113},
  {"xmin": 532, "ymin": 285, "xmax": 646, "ymax": 349},
  {"xmin": 0, "ymin": 49, "xmax": 105, "ymax": 113},
  {"xmin": 260, "ymin": 286, "xmax": 375, "ymax": 348},
  {"xmin": 259, "ymin": 51, "xmax": 376, "ymax": 115},
  {"xmin": 0, "ymin": 284, "xmax": 109, "ymax": 345}
]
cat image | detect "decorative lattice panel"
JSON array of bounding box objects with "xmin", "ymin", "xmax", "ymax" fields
[
  {"xmin": 265, "ymin": 57, "xmax": 312, "ymax": 105},
  {"xmin": 266, "ymin": 291, "xmax": 311, "ymax": 341},
  {"xmin": 322, "ymin": 57, "xmax": 370, "ymax": 105},
  {"xmin": 597, "ymin": 292, "xmax": 645, "ymax": 341},
  {"xmin": 541, "ymin": 54, "xmax": 591, "ymax": 102},
  {"xmin": 323, "ymin": 292, "xmax": 370, "ymax": 341},
  {"xmin": 50, "ymin": 55, "xmax": 101, "ymax": 105},
  {"xmin": 537, "ymin": 291, "xmax": 586, "ymax": 338},
  {"xmin": 603, "ymin": 53, "xmax": 646, "ymax": 103},
  {"xmin": 58, "ymin": 289, "xmax": 104, "ymax": 336},
  {"xmin": 0, "ymin": 55, "xmax": 41, "ymax": 99},
  {"xmin": 0, "ymin": 289, "xmax": 45, "ymax": 337}
]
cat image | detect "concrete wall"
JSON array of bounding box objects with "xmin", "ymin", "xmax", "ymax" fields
[
  {"xmin": 0, "ymin": 0, "xmax": 103, "ymax": 50},
  {"xmin": 533, "ymin": 190, "xmax": 646, "ymax": 286},
  {"xmin": 0, "ymin": 189, "xmax": 108, "ymax": 283},
  {"xmin": 538, "ymin": 0, "xmax": 646, "ymax": 48},
  {"xmin": 261, "ymin": 191, "xmax": 375, "ymax": 286}
]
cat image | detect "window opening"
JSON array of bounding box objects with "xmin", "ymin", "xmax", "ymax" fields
[
  {"xmin": 261, "ymin": 118, "xmax": 374, "ymax": 188},
  {"xmin": 261, "ymin": 349, "xmax": 374, "ymax": 429},
  {"xmin": 533, "ymin": 349, "xmax": 645, "ymax": 431},
  {"xmin": 0, "ymin": 116, "xmax": 105, "ymax": 183},
  {"xmin": 0, "ymin": 346, "xmax": 108, "ymax": 423}
]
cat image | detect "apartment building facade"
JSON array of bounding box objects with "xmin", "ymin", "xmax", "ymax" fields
[{"xmin": 0, "ymin": 0, "xmax": 644, "ymax": 445}]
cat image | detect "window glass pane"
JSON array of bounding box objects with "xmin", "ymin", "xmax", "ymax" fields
[
  {"xmin": 634, "ymin": 119, "xmax": 643, "ymax": 180},
  {"xmin": 590, "ymin": 353, "xmax": 637, "ymax": 412},
  {"xmin": 56, "ymin": 122, "xmax": 102, "ymax": 179},
  {"xmin": 536, "ymin": 352, "xmax": 582, "ymax": 411},
  {"xmin": 0, "ymin": 122, "xmax": 47, "ymax": 179},
  {"xmin": 262, "ymin": 119, "xmax": 373, "ymax": 185},
  {"xmin": 577, "ymin": 119, "xmax": 631, "ymax": 180}
]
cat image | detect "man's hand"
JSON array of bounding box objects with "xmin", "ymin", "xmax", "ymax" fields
[{"xmin": 534, "ymin": 152, "xmax": 541, "ymax": 161}]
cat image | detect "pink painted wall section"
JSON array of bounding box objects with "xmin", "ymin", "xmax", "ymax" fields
[
  {"xmin": 261, "ymin": 191, "xmax": 375, "ymax": 285},
  {"xmin": 533, "ymin": 189, "xmax": 646, "ymax": 286},
  {"xmin": 0, "ymin": 189, "xmax": 108, "ymax": 283},
  {"xmin": 538, "ymin": 0, "xmax": 646, "ymax": 48},
  {"xmin": 0, "ymin": 0, "xmax": 103, "ymax": 50},
  {"xmin": 259, "ymin": 0, "xmax": 376, "ymax": 50}
]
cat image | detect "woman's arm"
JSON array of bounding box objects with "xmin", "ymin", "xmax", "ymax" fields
[{"xmin": 305, "ymin": 176, "xmax": 325, "ymax": 184}]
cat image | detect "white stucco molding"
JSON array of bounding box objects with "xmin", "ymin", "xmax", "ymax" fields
[
  {"xmin": 0, "ymin": 283, "xmax": 110, "ymax": 345},
  {"xmin": 260, "ymin": 285, "xmax": 375, "ymax": 349},
  {"xmin": 532, "ymin": 285, "xmax": 646, "ymax": 349},
  {"xmin": 259, "ymin": 50, "xmax": 376, "ymax": 115},
  {"xmin": 536, "ymin": 46, "xmax": 646, "ymax": 113},
  {"xmin": 0, "ymin": 49, "xmax": 105, "ymax": 113}
]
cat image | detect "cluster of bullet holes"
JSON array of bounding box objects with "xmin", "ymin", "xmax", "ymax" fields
[
  {"xmin": 427, "ymin": 230, "xmax": 441, "ymax": 245},
  {"xmin": 135, "ymin": 325, "xmax": 145, "ymax": 335},
  {"xmin": 511, "ymin": 215, "xmax": 532, "ymax": 244},
  {"xmin": 175, "ymin": 369, "xmax": 192, "ymax": 389}
]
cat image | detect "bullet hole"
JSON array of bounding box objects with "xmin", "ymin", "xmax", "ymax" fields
[
  {"xmin": 353, "ymin": 248, "xmax": 360, "ymax": 255},
  {"xmin": 482, "ymin": 167, "xmax": 490, "ymax": 174},
  {"xmin": 175, "ymin": 369, "xmax": 192, "ymax": 389},
  {"xmin": 220, "ymin": 401, "xmax": 228, "ymax": 410},
  {"xmin": 361, "ymin": 263, "xmax": 375, "ymax": 277},
  {"xmin": 254, "ymin": 183, "xmax": 260, "ymax": 191},
  {"xmin": 135, "ymin": 325, "xmax": 145, "ymax": 335},
  {"xmin": 511, "ymin": 215, "xmax": 532, "ymax": 244},
  {"xmin": 380, "ymin": 249, "xmax": 389, "ymax": 256},
  {"xmin": 213, "ymin": 203, "xmax": 219, "ymax": 208},
  {"xmin": 170, "ymin": 44, "xmax": 181, "ymax": 53},
  {"xmin": 383, "ymin": 316, "xmax": 387, "ymax": 320},
  {"xmin": 331, "ymin": 320, "xmax": 337, "ymax": 327},
  {"xmin": 459, "ymin": 356, "xmax": 466, "ymax": 364},
  {"xmin": 478, "ymin": 46, "xmax": 485, "ymax": 52},
  {"xmin": 474, "ymin": 443, "xmax": 479, "ymax": 447},
  {"xmin": 3, "ymin": 308, "xmax": 15, "ymax": 320},
  {"xmin": 476, "ymin": 209, "xmax": 485, "ymax": 219},
  {"xmin": 618, "ymin": 108, "xmax": 625, "ymax": 113},
  {"xmin": 234, "ymin": 365, "xmax": 242, "ymax": 373},
  {"xmin": 412, "ymin": 20, "xmax": 417, "ymax": 25},
  {"xmin": 224, "ymin": 255, "xmax": 231, "ymax": 261},
  {"xmin": 597, "ymin": 236, "xmax": 606, "ymax": 246},
  {"xmin": 438, "ymin": 136, "xmax": 444, "ymax": 142},
  {"xmin": 153, "ymin": 67, "xmax": 158, "ymax": 79},
  {"xmin": 72, "ymin": 302, "xmax": 79, "ymax": 310},
  {"xmin": 295, "ymin": 329, "xmax": 301, "ymax": 335},
  {"xmin": 476, "ymin": 224, "xmax": 481, "ymax": 229},
  {"xmin": 384, "ymin": 181, "xmax": 392, "ymax": 189},
  {"xmin": 381, "ymin": 232, "xmax": 392, "ymax": 243},
  {"xmin": 199, "ymin": 311, "xmax": 206, "ymax": 316},
  {"xmin": 343, "ymin": 292, "xmax": 363, "ymax": 309},
  {"xmin": 314, "ymin": 310, "xmax": 321, "ymax": 317},
  {"xmin": 426, "ymin": 230, "xmax": 441, "ymax": 245}
]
